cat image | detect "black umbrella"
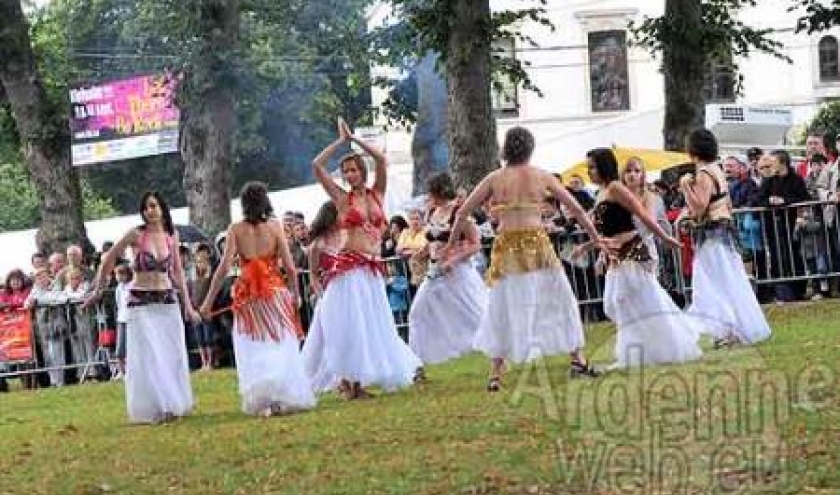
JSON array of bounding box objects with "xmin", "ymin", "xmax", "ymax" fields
[{"xmin": 175, "ymin": 224, "xmax": 210, "ymax": 244}]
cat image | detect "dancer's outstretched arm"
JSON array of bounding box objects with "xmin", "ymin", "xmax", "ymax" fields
[
  {"xmin": 312, "ymin": 118, "xmax": 351, "ymax": 203},
  {"xmin": 450, "ymin": 175, "xmax": 494, "ymax": 244},
  {"xmin": 86, "ymin": 228, "xmax": 138, "ymax": 306},
  {"xmin": 343, "ymin": 119, "xmax": 388, "ymax": 196},
  {"xmin": 275, "ymin": 221, "xmax": 300, "ymax": 306},
  {"xmin": 200, "ymin": 226, "xmax": 237, "ymax": 318},
  {"xmin": 547, "ymin": 174, "xmax": 601, "ymax": 244}
]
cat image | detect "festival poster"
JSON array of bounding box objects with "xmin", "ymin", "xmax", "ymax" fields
[
  {"xmin": 0, "ymin": 310, "xmax": 34, "ymax": 363},
  {"xmin": 69, "ymin": 74, "xmax": 180, "ymax": 166}
]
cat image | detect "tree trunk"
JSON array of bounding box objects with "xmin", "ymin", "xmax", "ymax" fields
[
  {"xmin": 662, "ymin": 0, "xmax": 707, "ymax": 151},
  {"xmin": 411, "ymin": 52, "xmax": 449, "ymax": 196},
  {"xmin": 445, "ymin": 0, "xmax": 497, "ymax": 189},
  {"xmin": 180, "ymin": 0, "xmax": 239, "ymax": 238},
  {"xmin": 0, "ymin": 1, "xmax": 91, "ymax": 255}
]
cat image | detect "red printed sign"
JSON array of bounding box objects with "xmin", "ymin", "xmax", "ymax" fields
[{"xmin": 0, "ymin": 310, "xmax": 33, "ymax": 363}]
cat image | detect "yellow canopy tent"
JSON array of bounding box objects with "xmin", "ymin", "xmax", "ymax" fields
[{"xmin": 556, "ymin": 147, "xmax": 691, "ymax": 183}]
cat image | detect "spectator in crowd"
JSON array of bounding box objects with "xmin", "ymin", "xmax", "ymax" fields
[
  {"xmin": 0, "ymin": 269, "xmax": 30, "ymax": 310},
  {"xmin": 64, "ymin": 267, "xmax": 95, "ymax": 379},
  {"xmin": 567, "ymin": 174, "xmax": 595, "ymax": 210},
  {"xmin": 289, "ymin": 222, "xmax": 309, "ymax": 269},
  {"xmin": 54, "ymin": 245, "xmax": 93, "ymax": 290},
  {"xmin": 793, "ymin": 206, "xmax": 830, "ymax": 300},
  {"xmin": 746, "ymin": 146, "xmax": 763, "ymax": 184},
  {"xmin": 540, "ymin": 197, "xmax": 567, "ymax": 234},
  {"xmin": 397, "ymin": 209, "xmax": 429, "ymax": 293},
  {"xmin": 823, "ymin": 131, "xmax": 838, "ymax": 164},
  {"xmin": 805, "ymin": 153, "xmax": 828, "ymax": 199},
  {"xmin": 113, "ymin": 263, "xmax": 132, "ymax": 380},
  {"xmin": 30, "ymin": 253, "xmax": 47, "ymax": 279},
  {"xmin": 293, "ymin": 211, "xmax": 305, "ymax": 226},
  {"xmin": 727, "ymin": 156, "xmax": 759, "ymax": 208},
  {"xmin": 382, "ymin": 215, "xmax": 407, "ymax": 258},
  {"xmin": 797, "ymin": 131, "xmax": 827, "ymax": 179},
  {"xmin": 48, "ymin": 252, "xmax": 65, "ymax": 278},
  {"xmin": 189, "ymin": 254, "xmax": 215, "ymax": 371},
  {"xmin": 282, "ymin": 211, "xmax": 296, "ymax": 237},
  {"xmin": 756, "ymin": 150, "xmax": 811, "ymax": 302},
  {"xmin": 25, "ymin": 268, "xmax": 68, "ymax": 387}
]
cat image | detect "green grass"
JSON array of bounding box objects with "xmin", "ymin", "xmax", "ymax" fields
[{"xmin": 1, "ymin": 302, "xmax": 839, "ymax": 495}]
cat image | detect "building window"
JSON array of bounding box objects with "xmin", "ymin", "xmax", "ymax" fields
[
  {"xmin": 588, "ymin": 30, "xmax": 630, "ymax": 112},
  {"xmin": 819, "ymin": 36, "xmax": 840, "ymax": 82},
  {"xmin": 705, "ymin": 59, "xmax": 736, "ymax": 103},
  {"xmin": 491, "ymin": 37, "xmax": 519, "ymax": 117}
]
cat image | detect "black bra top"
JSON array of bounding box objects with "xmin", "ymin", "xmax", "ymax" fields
[
  {"xmin": 135, "ymin": 251, "xmax": 172, "ymax": 273},
  {"xmin": 424, "ymin": 205, "xmax": 460, "ymax": 243},
  {"xmin": 594, "ymin": 200, "xmax": 635, "ymax": 237},
  {"xmin": 133, "ymin": 229, "xmax": 174, "ymax": 273}
]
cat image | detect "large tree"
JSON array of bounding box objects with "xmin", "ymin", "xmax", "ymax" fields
[
  {"xmin": 793, "ymin": 0, "xmax": 840, "ymax": 32},
  {"xmin": 633, "ymin": 0, "xmax": 787, "ymax": 151},
  {"xmin": 178, "ymin": 0, "xmax": 240, "ymax": 236},
  {"xmin": 381, "ymin": 0, "xmax": 550, "ymax": 189},
  {"xmin": 0, "ymin": 0, "xmax": 91, "ymax": 252}
]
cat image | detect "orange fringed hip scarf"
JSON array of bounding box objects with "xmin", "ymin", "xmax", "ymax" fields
[{"xmin": 223, "ymin": 257, "xmax": 303, "ymax": 342}]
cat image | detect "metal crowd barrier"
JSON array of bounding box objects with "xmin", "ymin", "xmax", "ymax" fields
[{"xmin": 4, "ymin": 200, "xmax": 838, "ymax": 384}]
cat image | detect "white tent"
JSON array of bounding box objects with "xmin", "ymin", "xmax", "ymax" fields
[{"xmin": 0, "ymin": 163, "xmax": 414, "ymax": 278}]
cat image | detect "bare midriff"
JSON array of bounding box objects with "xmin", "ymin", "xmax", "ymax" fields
[
  {"xmin": 132, "ymin": 271, "xmax": 171, "ymax": 291},
  {"xmin": 343, "ymin": 226, "xmax": 383, "ymax": 256}
]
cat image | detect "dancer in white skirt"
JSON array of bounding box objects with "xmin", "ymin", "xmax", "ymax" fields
[
  {"xmin": 679, "ymin": 129, "xmax": 771, "ymax": 346},
  {"xmin": 303, "ymin": 118, "xmax": 421, "ymax": 400},
  {"xmin": 579, "ymin": 149, "xmax": 702, "ymax": 369},
  {"xmin": 90, "ymin": 192, "xmax": 197, "ymax": 424},
  {"xmin": 408, "ymin": 172, "xmax": 488, "ymax": 374},
  {"xmin": 449, "ymin": 127, "xmax": 603, "ymax": 391},
  {"xmin": 199, "ymin": 182, "xmax": 316, "ymax": 417}
]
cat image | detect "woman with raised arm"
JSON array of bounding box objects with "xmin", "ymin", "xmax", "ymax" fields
[
  {"xmin": 89, "ymin": 192, "xmax": 198, "ymax": 424},
  {"xmin": 449, "ymin": 127, "xmax": 603, "ymax": 391},
  {"xmin": 199, "ymin": 182, "xmax": 316, "ymax": 417},
  {"xmin": 680, "ymin": 129, "xmax": 771, "ymax": 346},
  {"xmin": 581, "ymin": 148, "xmax": 701, "ymax": 369},
  {"xmin": 408, "ymin": 172, "xmax": 488, "ymax": 376},
  {"xmin": 302, "ymin": 119, "xmax": 421, "ymax": 400}
]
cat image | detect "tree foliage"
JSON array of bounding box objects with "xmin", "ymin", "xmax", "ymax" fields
[
  {"xmin": 632, "ymin": 0, "xmax": 790, "ymax": 95},
  {"xmin": 373, "ymin": 0, "xmax": 553, "ymax": 127},
  {"xmin": 0, "ymin": 160, "xmax": 117, "ymax": 232},
  {"xmin": 793, "ymin": 0, "xmax": 840, "ymax": 33},
  {"xmin": 12, "ymin": 0, "xmax": 378, "ymax": 218},
  {"xmin": 802, "ymin": 100, "xmax": 840, "ymax": 143}
]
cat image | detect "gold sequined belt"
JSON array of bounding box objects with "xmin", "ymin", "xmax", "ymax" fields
[{"xmin": 485, "ymin": 228, "xmax": 560, "ymax": 287}]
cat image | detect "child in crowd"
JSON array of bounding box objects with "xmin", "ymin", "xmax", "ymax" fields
[{"xmin": 113, "ymin": 263, "xmax": 132, "ymax": 380}]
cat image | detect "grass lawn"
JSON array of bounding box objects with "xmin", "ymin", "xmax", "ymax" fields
[{"xmin": 1, "ymin": 302, "xmax": 838, "ymax": 495}]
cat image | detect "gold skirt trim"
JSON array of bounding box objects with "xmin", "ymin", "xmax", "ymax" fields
[{"xmin": 485, "ymin": 229, "xmax": 560, "ymax": 287}]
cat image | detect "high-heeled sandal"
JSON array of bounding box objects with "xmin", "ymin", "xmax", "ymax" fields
[
  {"xmin": 570, "ymin": 360, "xmax": 601, "ymax": 378},
  {"xmin": 487, "ymin": 376, "xmax": 502, "ymax": 392}
]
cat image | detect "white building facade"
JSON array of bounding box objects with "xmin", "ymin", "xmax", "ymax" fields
[{"xmin": 372, "ymin": 0, "xmax": 840, "ymax": 171}]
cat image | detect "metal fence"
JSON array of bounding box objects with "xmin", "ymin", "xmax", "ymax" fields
[{"xmin": 3, "ymin": 200, "xmax": 839, "ymax": 384}]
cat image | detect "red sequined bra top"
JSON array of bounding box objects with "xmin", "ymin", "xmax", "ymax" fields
[{"xmin": 340, "ymin": 188, "xmax": 386, "ymax": 237}]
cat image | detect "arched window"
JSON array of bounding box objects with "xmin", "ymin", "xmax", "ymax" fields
[{"xmin": 819, "ymin": 36, "xmax": 839, "ymax": 81}]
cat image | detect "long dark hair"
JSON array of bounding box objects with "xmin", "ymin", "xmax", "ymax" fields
[
  {"xmin": 139, "ymin": 191, "xmax": 175, "ymax": 235},
  {"xmin": 427, "ymin": 172, "xmax": 456, "ymax": 201},
  {"xmin": 309, "ymin": 200, "xmax": 338, "ymax": 240},
  {"xmin": 586, "ymin": 148, "xmax": 620, "ymax": 185},
  {"xmin": 240, "ymin": 181, "xmax": 274, "ymax": 224},
  {"xmin": 4, "ymin": 269, "xmax": 26, "ymax": 294}
]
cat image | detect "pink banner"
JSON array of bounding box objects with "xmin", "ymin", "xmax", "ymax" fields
[{"xmin": 69, "ymin": 74, "xmax": 180, "ymax": 165}]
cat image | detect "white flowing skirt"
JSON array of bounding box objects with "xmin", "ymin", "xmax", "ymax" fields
[
  {"xmin": 232, "ymin": 291, "xmax": 316, "ymax": 415},
  {"xmin": 302, "ymin": 268, "xmax": 422, "ymax": 392},
  {"xmin": 604, "ymin": 263, "xmax": 702, "ymax": 368},
  {"xmin": 408, "ymin": 262, "xmax": 488, "ymax": 364},
  {"xmin": 474, "ymin": 267, "xmax": 584, "ymax": 363},
  {"xmin": 689, "ymin": 240, "xmax": 771, "ymax": 344},
  {"xmin": 125, "ymin": 303, "xmax": 193, "ymax": 424}
]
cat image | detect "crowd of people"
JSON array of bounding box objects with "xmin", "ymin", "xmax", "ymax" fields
[{"xmin": 2, "ymin": 119, "xmax": 838, "ymax": 423}]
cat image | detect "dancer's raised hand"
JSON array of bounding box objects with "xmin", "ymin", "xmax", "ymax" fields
[{"xmin": 338, "ymin": 117, "xmax": 350, "ymax": 142}]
